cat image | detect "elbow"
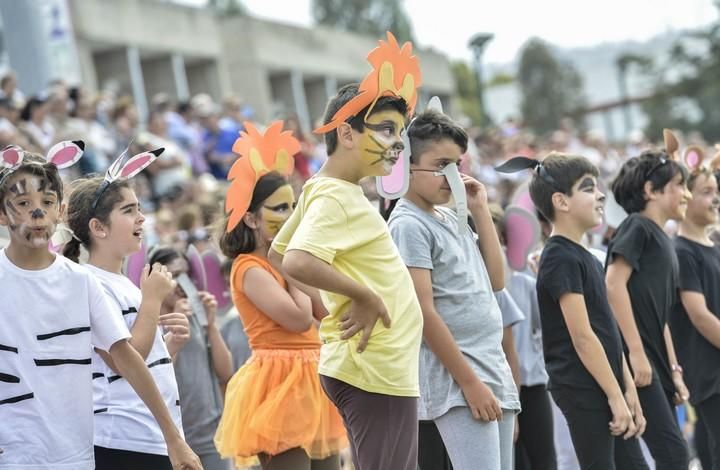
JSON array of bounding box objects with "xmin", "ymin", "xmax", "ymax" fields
[
  {"xmin": 282, "ymin": 252, "xmax": 303, "ymax": 280},
  {"xmin": 286, "ymin": 315, "xmax": 313, "ymax": 333},
  {"xmin": 491, "ymin": 276, "xmax": 505, "ymax": 292}
]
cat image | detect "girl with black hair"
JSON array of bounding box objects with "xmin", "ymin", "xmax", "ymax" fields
[{"xmin": 605, "ymin": 150, "xmax": 691, "ymax": 470}]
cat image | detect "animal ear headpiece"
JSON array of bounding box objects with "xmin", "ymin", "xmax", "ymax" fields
[
  {"xmin": 0, "ymin": 140, "xmax": 85, "ymax": 187},
  {"xmin": 663, "ymin": 128, "xmax": 704, "ymax": 172},
  {"xmin": 495, "ymin": 156, "xmax": 564, "ymax": 193},
  {"xmin": 91, "ymin": 144, "xmax": 164, "ymax": 211},
  {"xmin": 314, "ymin": 31, "xmax": 422, "ymax": 135},
  {"xmin": 224, "ymin": 120, "xmax": 299, "ymax": 232}
]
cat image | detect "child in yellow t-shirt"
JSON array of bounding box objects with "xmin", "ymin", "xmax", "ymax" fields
[{"xmin": 269, "ymin": 33, "xmax": 424, "ymax": 470}]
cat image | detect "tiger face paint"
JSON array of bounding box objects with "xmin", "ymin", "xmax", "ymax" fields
[
  {"xmin": 0, "ymin": 172, "xmax": 61, "ymax": 248},
  {"xmin": 358, "ymin": 110, "xmax": 405, "ymax": 177},
  {"xmin": 259, "ymin": 184, "xmax": 296, "ymax": 240}
]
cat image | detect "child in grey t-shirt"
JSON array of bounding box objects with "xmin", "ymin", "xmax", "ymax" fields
[{"xmin": 388, "ymin": 110, "xmax": 519, "ymax": 470}]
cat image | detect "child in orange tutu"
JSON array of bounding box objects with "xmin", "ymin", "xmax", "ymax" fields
[{"xmin": 214, "ymin": 121, "xmax": 347, "ymax": 470}]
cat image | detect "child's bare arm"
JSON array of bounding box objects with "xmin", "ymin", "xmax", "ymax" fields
[
  {"xmin": 606, "ymin": 257, "xmax": 652, "ymax": 387},
  {"xmin": 559, "ymin": 292, "xmax": 635, "ymax": 437},
  {"xmin": 409, "ymin": 266, "xmax": 502, "ymax": 421},
  {"xmin": 269, "ymin": 247, "xmax": 329, "ymax": 320},
  {"xmin": 283, "ymin": 249, "xmax": 391, "ymax": 352},
  {"xmin": 108, "ymin": 340, "xmax": 202, "ymax": 469}
]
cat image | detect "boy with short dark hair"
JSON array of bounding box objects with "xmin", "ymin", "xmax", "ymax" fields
[
  {"xmin": 269, "ymin": 33, "xmax": 424, "ymax": 470},
  {"xmin": 496, "ymin": 153, "xmax": 649, "ymax": 469}
]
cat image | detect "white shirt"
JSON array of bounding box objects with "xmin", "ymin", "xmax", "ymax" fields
[
  {"xmin": 86, "ymin": 265, "xmax": 183, "ymax": 456},
  {"xmin": 0, "ymin": 250, "xmax": 130, "ymax": 469}
]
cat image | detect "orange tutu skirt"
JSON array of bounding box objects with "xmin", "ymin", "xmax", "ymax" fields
[{"xmin": 214, "ymin": 348, "xmax": 348, "ymax": 468}]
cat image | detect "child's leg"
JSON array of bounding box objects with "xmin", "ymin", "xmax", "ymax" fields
[
  {"xmin": 310, "ymin": 454, "xmax": 341, "ymax": 470},
  {"xmin": 550, "ymin": 392, "xmax": 615, "ymax": 470},
  {"xmin": 696, "ymin": 394, "xmax": 720, "ymax": 469},
  {"xmin": 418, "ymin": 420, "xmax": 452, "ymax": 469},
  {"xmin": 94, "ymin": 446, "xmax": 173, "ymax": 470},
  {"xmin": 636, "ymin": 380, "xmax": 689, "ymax": 470},
  {"xmin": 434, "ymin": 406, "xmax": 514, "ymax": 470},
  {"xmin": 259, "ymin": 448, "xmax": 311, "ymax": 470},
  {"xmin": 517, "ymin": 384, "xmax": 557, "ymax": 470},
  {"xmin": 320, "ymin": 375, "xmax": 417, "ymax": 470}
]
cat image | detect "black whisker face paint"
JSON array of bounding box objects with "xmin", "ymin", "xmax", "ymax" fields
[
  {"xmin": 577, "ymin": 177, "xmax": 596, "ymax": 191},
  {"xmin": 368, "ymin": 134, "xmax": 390, "ymax": 152},
  {"xmin": 4, "ymin": 200, "xmax": 21, "ymax": 216},
  {"xmin": 363, "ymin": 148, "xmax": 386, "ymax": 156}
]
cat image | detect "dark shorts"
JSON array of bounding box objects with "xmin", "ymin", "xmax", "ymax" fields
[{"xmin": 320, "ymin": 375, "xmax": 418, "ymax": 470}]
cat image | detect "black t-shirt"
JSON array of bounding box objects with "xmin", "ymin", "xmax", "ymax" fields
[
  {"xmin": 536, "ymin": 236, "xmax": 624, "ymax": 407},
  {"xmin": 670, "ymin": 236, "xmax": 720, "ymax": 405},
  {"xmin": 606, "ymin": 213, "xmax": 679, "ymax": 394}
]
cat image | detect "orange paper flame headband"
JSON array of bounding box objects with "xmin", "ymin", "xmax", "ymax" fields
[
  {"xmin": 314, "ymin": 31, "xmax": 422, "ymax": 134},
  {"xmin": 225, "ymin": 121, "xmax": 300, "ymax": 232}
]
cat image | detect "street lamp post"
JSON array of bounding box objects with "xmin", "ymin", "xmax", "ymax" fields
[{"xmin": 468, "ymin": 33, "xmax": 494, "ymax": 126}]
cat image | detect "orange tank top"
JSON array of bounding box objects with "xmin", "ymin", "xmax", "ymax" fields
[{"xmin": 230, "ymin": 254, "xmax": 320, "ymax": 350}]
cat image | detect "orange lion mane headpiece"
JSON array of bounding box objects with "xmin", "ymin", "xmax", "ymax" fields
[
  {"xmin": 224, "ymin": 121, "xmax": 300, "ymax": 232},
  {"xmin": 313, "ymin": 31, "xmax": 423, "ymax": 134}
]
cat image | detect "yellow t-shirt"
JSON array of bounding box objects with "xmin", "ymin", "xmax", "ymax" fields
[{"xmin": 272, "ymin": 176, "xmax": 423, "ymax": 396}]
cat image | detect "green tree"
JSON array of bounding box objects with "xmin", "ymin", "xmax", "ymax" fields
[
  {"xmin": 311, "ymin": 0, "xmax": 415, "ymax": 44},
  {"xmin": 518, "ymin": 38, "xmax": 587, "ymax": 135},
  {"xmin": 207, "ymin": 0, "xmax": 245, "ymax": 16},
  {"xmin": 636, "ymin": 4, "xmax": 720, "ymax": 141},
  {"xmin": 451, "ymin": 61, "xmax": 483, "ymax": 126}
]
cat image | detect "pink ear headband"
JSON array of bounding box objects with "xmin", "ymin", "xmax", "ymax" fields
[
  {"xmin": 0, "ymin": 140, "xmax": 85, "ymax": 187},
  {"xmin": 91, "ymin": 145, "xmax": 164, "ymax": 211}
]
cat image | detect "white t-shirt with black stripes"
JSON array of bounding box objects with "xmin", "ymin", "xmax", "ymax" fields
[
  {"xmin": 86, "ymin": 264, "xmax": 184, "ymax": 456},
  {"xmin": 0, "ymin": 249, "xmax": 130, "ymax": 469}
]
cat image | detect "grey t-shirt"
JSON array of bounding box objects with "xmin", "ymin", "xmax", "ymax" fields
[
  {"xmin": 508, "ymin": 271, "xmax": 549, "ymax": 387},
  {"xmin": 173, "ymin": 314, "xmax": 224, "ymax": 455},
  {"xmin": 388, "ymin": 199, "xmax": 520, "ymax": 420}
]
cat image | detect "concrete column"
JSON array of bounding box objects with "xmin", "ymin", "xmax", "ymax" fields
[
  {"xmin": 0, "ymin": 0, "xmax": 54, "ymax": 95},
  {"xmin": 126, "ymin": 46, "xmax": 148, "ymax": 122},
  {"xmin": 290, "ymin": 69, "xmax": 311, "ymax": 135},
  {"xmin": 171, "ymin": 53, "xmax": 189, "ymax": 101}
]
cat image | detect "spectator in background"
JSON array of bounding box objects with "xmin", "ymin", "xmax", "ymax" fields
[
  {"xmin": 169, "ymin": 100, "xmax": 209, "ymax": 175},
  {"xmin": 200, "ymin": 105, "xmax": 237, "ymax": 180},
  {"xmin": 64, "ymin": 95, "xmax": 115, "ymax": 174},
  {"xmin": 0, "ymin": 70, "xmax": 25, "ymax": 108},
  {"xmin": 112, "ymin": 96, "xmax": 140, "ymax": 152},
  {"xmin": 141, "ymin": 110, "xmax": 192, "ymax": 200},
  {"xmin": 0, "ymin": 97, "xmax": 32, "ymax": 150},
  {"xmin": 19, "ymin": 93, "xmax": 54, "ymax": 152}
]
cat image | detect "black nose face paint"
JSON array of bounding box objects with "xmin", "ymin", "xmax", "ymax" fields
[{"xmin": 31, "ymin": 208, "xmax": 45, "ymax": 219}]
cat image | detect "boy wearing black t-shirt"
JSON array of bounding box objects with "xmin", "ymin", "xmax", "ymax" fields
[
  {"xmin": 672, "ymin": 167, "xmax": 720, "ymax": 469},
  {"xmin": 496, "ymin": 153, "xmax": 648, "ymax": 470}
]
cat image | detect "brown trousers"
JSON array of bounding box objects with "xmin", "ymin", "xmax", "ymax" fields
[{"xmin": 320, "ymin": 375, "xmax": 418, "ymax": 470}]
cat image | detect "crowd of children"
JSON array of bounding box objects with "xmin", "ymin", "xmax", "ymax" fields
[{"xmin": 1, "ymin": 30, "xmax": 720, "ymax": 470}]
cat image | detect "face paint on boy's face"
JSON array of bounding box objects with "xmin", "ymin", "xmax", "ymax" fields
[
  {"xmin": 260, "ymin": 185, "xmax": 296, "ymax": 238},
  {"xmin": 2, "ymin": 175, "xmax": 60, "ymax": 248},
  {"xmin": 359, "ymin": 111, "xmax": 405, "ymax": 175}
]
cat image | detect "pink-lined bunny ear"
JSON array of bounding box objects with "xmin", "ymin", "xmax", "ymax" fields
[
  {"xmin": 123, "ymin": 241, "xmax": 148, "ymax": 288},
  {"xmin": 683, "ymin": 145, "xmax": 705, "ymax": 171},
  {"xmin": 202, "ymin": 251, "xmax": 230, "ymax": 310},
  {"xmin": 46, "ymin": 140, "xmax": 84, "ymax": 169},
  {"xmin": 187, "ymin": 244, "xmax": 207, "ymax": 291},
  {"xmin": 0, "ymin": 145, "xmax": 24, "ymax": 169},
  {"xmin": 504, "ymin": 206, "xmax": 541, "ymax": 272},
  {"xmin": 119, "ymin": 148, "xmax": 164, "ymax": 178}
]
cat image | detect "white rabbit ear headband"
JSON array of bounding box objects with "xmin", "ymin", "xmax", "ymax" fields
[
  {"xmin": 91, "ymin": 145, "xmax": 164, "ymax": 211},
  {"xmin": 0, "ymin": 140, "xmax": 85, "ymax": 188}
]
